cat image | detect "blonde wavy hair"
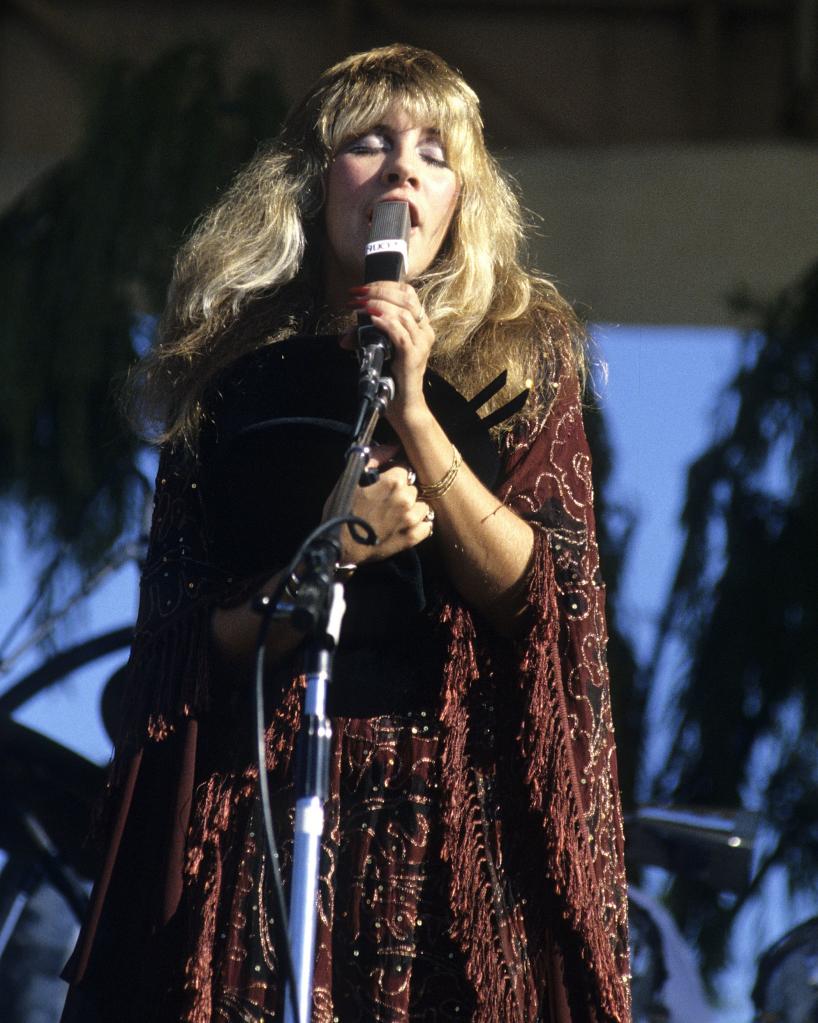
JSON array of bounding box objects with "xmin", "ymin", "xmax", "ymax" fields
[{"xmin": 129, "ymin": 44, "xmax": 586, "ymax": 445}]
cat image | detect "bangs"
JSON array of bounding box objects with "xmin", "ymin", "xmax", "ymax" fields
[{"xmin": 316, "ymin": 64, "xmax": 481, "ymax": 175}]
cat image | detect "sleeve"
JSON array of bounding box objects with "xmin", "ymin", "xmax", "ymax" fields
[
  {"xmin": 117, "ymin": 441, "xmax": 264, "ymax": 753},
  {"xmin": 500, "ymin": 373, "xmax": 619, "ymax": 819},
  {"xmin": 499, "ymin": 371, "xmax": 631, "ymax": 1012},
  {"xmin": 63, "ymin": 442, "xmax": 247, "ymax": 991},
  {"xmin": 437, "ymin": 370, "xmax": 631, "ymax": 1023}
]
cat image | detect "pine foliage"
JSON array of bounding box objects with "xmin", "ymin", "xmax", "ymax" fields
[
  {"xmin": 0, "ymin": 46, "xmax": 287, "ymax": 572},
  {"xmin": 652, "ymin": 261, "xmax": 818, "ymax": 966}
]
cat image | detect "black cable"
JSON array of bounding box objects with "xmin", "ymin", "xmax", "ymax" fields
[{"xmin": 254, "ymin": 619, "xmax": 297, "ymax": 1006}]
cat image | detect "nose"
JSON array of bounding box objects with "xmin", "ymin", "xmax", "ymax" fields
[{"xmin": 380, "ymin": 142, "xmax": 419, "ymax": 187}]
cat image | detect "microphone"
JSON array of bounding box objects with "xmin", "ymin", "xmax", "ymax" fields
[
  {"xmin": 356, "ymin": 201, "xmax": 411, "ymax": 390},
  {"xmin": 364, "ymin": 200, "xmax": 411, "ymax": 288}
]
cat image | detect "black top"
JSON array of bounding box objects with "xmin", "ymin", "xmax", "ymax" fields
[{"xmin": 200, "ymin": 335, "xmax": 519, "ymax": 715}]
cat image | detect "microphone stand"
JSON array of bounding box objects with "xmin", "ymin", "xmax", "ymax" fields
[{"xmin": 271, "ymin": 347, "xmax": 394, "ymax": 1023}]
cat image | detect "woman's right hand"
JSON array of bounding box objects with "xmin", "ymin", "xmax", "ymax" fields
[
  {"xmin": 332, "ymin": 444, "xmax": 434, "ymax": 566},
  {"xmin": 212, "ymin": 447, "xmax": 433, "ymax": 670}
]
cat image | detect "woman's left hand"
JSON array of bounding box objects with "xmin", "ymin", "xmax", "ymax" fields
[{"xmin": 347, "ymin": 281, "xmax": 433, "ymax": 429}]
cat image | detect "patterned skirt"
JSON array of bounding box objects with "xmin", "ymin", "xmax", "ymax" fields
[{"xmin": 188, "ymin": 713, "xmax": 479, "ymax": 1022}]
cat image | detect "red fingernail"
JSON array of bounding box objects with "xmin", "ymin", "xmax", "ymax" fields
[
  {"xmin": 349, "ymin": 286, "xmax": 369, "ymax": 295},
  {"xmin": 365, "ymin": 303, "xmax": 379, "ymax": 315}
]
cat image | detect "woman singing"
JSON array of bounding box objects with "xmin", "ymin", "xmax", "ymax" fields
[{"xmin": 62, "ymin": 43, "xmax": 631, "ymax": 1023}]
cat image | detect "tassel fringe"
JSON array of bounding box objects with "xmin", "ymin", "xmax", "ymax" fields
[
  {"xmin": 180, "ymin": 672, "xmax": 304, "ymax": 1022},
  {"xmin": 439, "ymin": 533, "xmax": 631, "ymax": 1023}
]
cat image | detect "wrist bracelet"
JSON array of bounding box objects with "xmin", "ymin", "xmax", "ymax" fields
[
  {"xmin": 416, "ymin": 445, "xmax": 462, "ymax": 501},
  {"xmin": 335, "ymin": 562, "xmax": 358, "ymax": 580}
]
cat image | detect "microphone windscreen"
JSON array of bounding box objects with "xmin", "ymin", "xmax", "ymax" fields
[{"xmin": 364, "ymin": 201, "xmax": 411, "ymax": 284}]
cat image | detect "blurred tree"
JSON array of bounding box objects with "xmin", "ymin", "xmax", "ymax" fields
[
  {"xmin": 0, "ymin": 45, "xmax": 288, "ymax": 596},
  {"xmin": 649, "ymin": 261, "xmax": 818, "ymax": 970},
  {"xmin": 0, "ymin": 53, "xmax": 289, "ymax": 1008}
]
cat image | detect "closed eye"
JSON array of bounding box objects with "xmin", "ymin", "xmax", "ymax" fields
[
  {"xmin": 345, "ymin": 131, "xmax": 390, "ymax": 155},
  {"xmin": 341, "ymin": 128, "xmax": 450, "ymax": 168},
  {"xmin": 419, "ymin": 142, "xmax": 448, "ymax": 168}
]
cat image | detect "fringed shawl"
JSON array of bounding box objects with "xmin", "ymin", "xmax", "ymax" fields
[
  {"xmin": 436, "ymin": 374, "xmax": 631, "ymax": 1021},
  {"xmin": 64, "ymin": 371, "xmax": 630, "ymax": 1023}
]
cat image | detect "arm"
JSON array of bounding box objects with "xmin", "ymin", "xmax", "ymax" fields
[
  {"xmin": 211, "ymin": 445, "xmax": 435, "ymax": 666},
  {"xmin": 353, "ymin": 282, "xmax": 535, "ymax": 634},
  {"xmin": 211, "ymin": 570, "xmax": 302, "ymax": 670},
  {"xmin": 388, "ymin": 406, "xmax": 534, "ymax": 634}
]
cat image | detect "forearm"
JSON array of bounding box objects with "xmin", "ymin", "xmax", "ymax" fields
[
  {"xmin": 356, "ymin": 285, "xmax": 534, "ymax": 630},
  {"xmin": 210, "ymin": 571, "xmax": 306, "ymax": 670},
  {"xmin": 394, "ymin": 406, "xmax": 535, "ymax": 634}
]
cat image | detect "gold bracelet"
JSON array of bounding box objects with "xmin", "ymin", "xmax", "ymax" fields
[{"xmin": 416, "ymin": 445, "xmax": 462, "ymax": 501}]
